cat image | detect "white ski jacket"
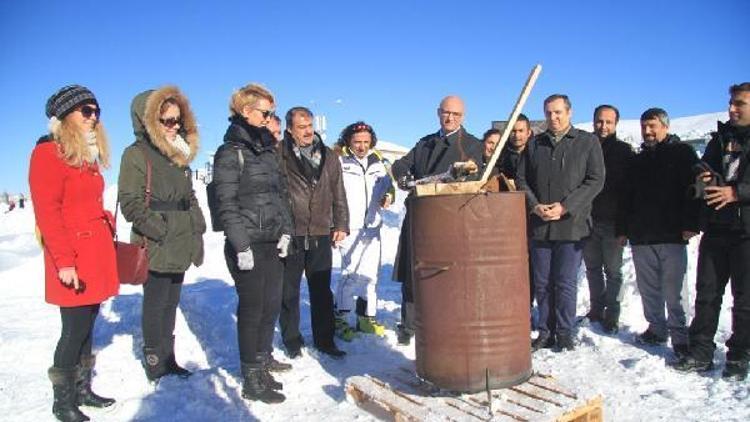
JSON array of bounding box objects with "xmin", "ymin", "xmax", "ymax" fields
[{"xmin": 339, "ymin": 148, "xmax": 394, "ymax": 231}]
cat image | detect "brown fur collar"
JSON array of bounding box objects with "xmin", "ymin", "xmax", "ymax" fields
[{"xmin": 143, "ymin": 86, "xmax": 199, "ymax": 167}]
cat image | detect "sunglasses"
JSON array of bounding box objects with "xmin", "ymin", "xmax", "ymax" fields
[
  {"xmin": 353, "ymin": 123, "xmax": 372, "ymax": 132},
  {"xmin": 159, "ymin": 117, "xmax": 182, "ymax": 128},
  {"xmin": 79, "ymin": 105, "xmax": 100, "ymax": 119},
  {"xmin": 255, "ymin": 108, "xmax": 275, "ymax": 119}
]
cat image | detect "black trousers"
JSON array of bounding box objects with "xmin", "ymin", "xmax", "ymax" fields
[
  {"xmin": 689, "ymin": 233, "xmax": 750, "ymax": 362},
  {"xmin": 142, "ymin": 271, "xmax": 184, "ymax": 350},
  {"xmin": 280, "ymin": 235, "xmax": 336, "ymax": 350},
  {"xmin": 225, "ymin": 242, "xmax": 283, "ymax": 364},
  {"xmin": 54, "ymin": 304, "xmax": 100, "ymax": 368}
]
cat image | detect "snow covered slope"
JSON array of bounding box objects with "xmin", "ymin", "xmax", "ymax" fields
[{"xmin": 575, "ymin": 111, "xmax": 726, "ymax": 148}]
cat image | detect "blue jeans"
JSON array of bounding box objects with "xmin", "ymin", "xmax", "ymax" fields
[{"xmin": 530, "ymin": 240, "xmax": 584, "ymax": 338}]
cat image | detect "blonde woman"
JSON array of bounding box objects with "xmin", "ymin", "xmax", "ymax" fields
[
  {"xmin": 30, "ymin": 85, "xmax": 118, "ymax": 422},
  {"xmin": 213, "ymin": 84, "xmax": 293, "ymax": 403}
]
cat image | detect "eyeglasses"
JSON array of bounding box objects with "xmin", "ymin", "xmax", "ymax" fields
[
  {"xmin": 78, "ymin": 105, "xmax": 100, "ymax": 119},
  {"xmin": 159, "ymin": 117, "xmax": 182, "ymax": 128},
  {"xmin": 353, "ymin": 123, "xmax": 372, "ymax": 132},
  {"xmin": 439, "ymin": 109, "xmax": 463, "ymax": 118},
  {"xmin": 255, "ymin": 108, "xmax": 275, "ymax": 119}
]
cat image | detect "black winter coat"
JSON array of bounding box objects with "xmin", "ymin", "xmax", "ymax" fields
[
  {"xmin": 516, "ymin": 128, "xmax": 605, "ymax": 241},
  {"xmin": 213, "ymin": 117, "xmax": 293, "ymax": 254},
  {"xmin": 700, "ymin": 121, "xmax": 750, "ymax": 235},
  {"xmin": 497, "ymin": 143, "xmax": 524, "ymax": 179},
  {"xmin": 278, "ymin": 133, "xmax": 349, "ymax": 237},
  {"xmin": 617, "ymin": 134, "xmax": 700, "ymax": 244},
  {"xmin": 591, "ymin": 135, "xmax": 635, "ymax": 223},
  {"xmin": 391, "ymin": 127, "xmax": 484, "ymax": 181}
]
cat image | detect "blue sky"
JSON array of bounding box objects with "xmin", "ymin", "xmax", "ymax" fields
[{"xmin": 1, "ymin": 0, "xmax": 747, "ymax": 193}]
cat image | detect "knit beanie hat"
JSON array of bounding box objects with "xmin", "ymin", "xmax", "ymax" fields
[{"xmin": 45, "ymin": 85, "xmax": 98, "ymax": 119}]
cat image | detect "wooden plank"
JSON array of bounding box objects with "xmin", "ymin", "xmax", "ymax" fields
[
  {"xmin": 345, "ymin": 373, "xmax": 603, "ymax": 422},
  {"xmin": 555, "ymin": 396, "xmax": 603, "ymax": 422},
  {"xmin": 414, "ymin": 180, "xmax": 487, "ymax": 197}
]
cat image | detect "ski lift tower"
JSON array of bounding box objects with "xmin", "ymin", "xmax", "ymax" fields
[{"xmin": 314, "ymin": 114, "xmax": 327, "ymax": 143}]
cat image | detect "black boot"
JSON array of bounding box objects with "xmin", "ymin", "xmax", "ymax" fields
[
  {"xmin": 240, "ymin": 363, "xmax": 285, "ymax": 403},
  {"xmin": 263, "ymin": 353, "xmax": 292, "ymax": 373},
  {"xmin": 163, "ymin": 336, "xmax": 191, "ymax": 378},
  {"xmin": 143, "ymin": 346, "xmax": 167, "ymax": 382},
  {"xmin": 48, "ymin": 366, "xmax": 90, "ymax": 422},
  {"xmin": 77, "ymin": 355, "xmax": 115, "ymax": 408},
  {"xmin": 257, "ymin": 353, "xmax": 283, "ymax": 390},
  {"xmin": 722, "ymin": 360, "xmax": 748, "ymax": 381}
]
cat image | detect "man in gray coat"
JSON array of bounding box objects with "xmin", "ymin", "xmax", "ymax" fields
[{"xmin": 516, "ymin": 94, "xmax": 605, "ymax": 351}]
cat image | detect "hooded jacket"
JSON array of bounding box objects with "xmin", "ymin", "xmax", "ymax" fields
[
  {"xmin": 278, "ymin": 132, "xmax": 349, "ymax": 237},
  {"xmin": 118, "ymin": 86, "xmax": 206, "ymax": 272},
  {"xmin": 616, "ymin": 134, "xmax": 700, "ymax": 244},
  {"xmin": 213, "ymin": 116, "xmax": 293, "ymax": 254}
]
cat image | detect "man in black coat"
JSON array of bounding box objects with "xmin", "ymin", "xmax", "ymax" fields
[
  {"xmin": 498, "ymin": 113, "xmax": 533, "ymax": 182},
  {"xmin": 675, "ymin": 82, "xmax": 750, "ymax": 380},
  {"xmin": 516, "ymin": 94, "xmax": 605, "ymax": 352},
  {"xmin": 391, "ymin": 95, "xmax": 483, "ymax": 345},
  {"xmin": 582, "ymin": 105, "xmax": 634, "ymax": 334},
  {"xmin": 617, "ymin": 108, "xmax": 699, "ymax": 359}
]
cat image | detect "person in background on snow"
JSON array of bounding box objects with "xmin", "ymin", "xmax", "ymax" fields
[
  {"xmin": 616, "ymin": 107, "xmax": 699, "ymax": 360},
  {"xmin": 333, "ymin": 121, "xmax": 395, "ymax": 341},
  {"xmin": 30, "ymin": 85, "xmax": 118, "ymax": 422},
  {"xmin": 212, "ymin": 83, "xmax": 293, "ymax": 403},
  {"xmin": 674, "ymin": 82, "xmax": 750, "ymax": 380},
  {"xmin": 391, "ymin": 95, "xmax": 484, "ymax": 345},
  {"xmin": 118, "ymin": 86, "xmax": 206, "ymax": 383}
]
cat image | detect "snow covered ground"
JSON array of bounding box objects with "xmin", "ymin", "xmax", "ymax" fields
[{"xmin": 2, "ymin": 116, "xmax": 749, "ymax": 421}]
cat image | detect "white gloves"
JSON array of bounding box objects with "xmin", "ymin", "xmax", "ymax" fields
[
  {"xmin": 237, "ymin": 247, "xmax": 255, "ymax": 270},
  {"xmin": 277, "ymin": 234, "xmax": 291, "ymax": 258}
]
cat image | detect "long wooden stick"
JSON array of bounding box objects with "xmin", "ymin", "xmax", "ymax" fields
[{"xmin": 479, "ymin": 64, "xmax": 542, "ymax": 184}]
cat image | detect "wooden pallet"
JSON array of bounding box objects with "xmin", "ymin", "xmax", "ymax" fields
[{"xmin": 345, "ymin": 371, "xmax": 603, "ymax": 422}]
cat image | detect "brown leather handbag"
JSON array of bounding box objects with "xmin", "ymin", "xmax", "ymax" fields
[{"xmin": 114, "ymin": 146, "xmax": 152, "ymax": 285}]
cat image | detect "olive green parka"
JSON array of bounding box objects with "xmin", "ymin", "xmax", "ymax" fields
[{"xmin": 118, "ymin": 86, "xmax": 205, "ymax": 272}]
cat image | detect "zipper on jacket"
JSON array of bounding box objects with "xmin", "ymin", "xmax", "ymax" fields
[{"xmin": 356, "ymin": 158, "xmax": 370, "ymax": 230}]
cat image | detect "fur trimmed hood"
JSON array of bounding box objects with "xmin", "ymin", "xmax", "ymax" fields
[{"xmin": 130, "ymin": 86, "xmax": 199, "ymax": 167}]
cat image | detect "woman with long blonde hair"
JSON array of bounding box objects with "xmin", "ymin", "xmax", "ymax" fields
[{"xmin": 29, "ymin": 85, "xmax": 119, "ymax": 422}]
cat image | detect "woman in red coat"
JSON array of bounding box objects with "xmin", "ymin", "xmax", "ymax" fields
[{"xmin": 29, "ymin": 85, "xmax": 119, "ymax": 422}]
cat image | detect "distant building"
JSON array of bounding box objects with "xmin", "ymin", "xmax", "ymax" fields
[
  {"xmin": 491, "ymin": 119, "xmax": 546, "ymax": 136},
  {"xmin": 375, "ymin": 141, "xmax": 408, "ymax": 164}
]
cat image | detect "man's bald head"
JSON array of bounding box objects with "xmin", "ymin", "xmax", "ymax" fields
[{"xmin": 437, "ymin": 95, "xmax": 465, "ymax": 133}]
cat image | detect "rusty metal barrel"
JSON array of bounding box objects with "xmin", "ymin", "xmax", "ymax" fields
[{"xmin": 410, "ymin": 191, "xmax": 531, "ymax": 392}]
